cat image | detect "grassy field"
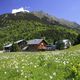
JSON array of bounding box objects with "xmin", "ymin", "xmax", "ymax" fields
[{"xmin": 0, "ymin": 45, "xmax": 80, "ymax": 80}]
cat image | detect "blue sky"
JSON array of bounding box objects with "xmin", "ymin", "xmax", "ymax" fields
[{"xmin": 0, "ymin": 0, "xmax": 80, "ymax": 24}]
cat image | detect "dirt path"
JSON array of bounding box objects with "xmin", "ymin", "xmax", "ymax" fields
[{"xmin": 0, "ymin": 51, "xmax": 3, "ymax": 53}]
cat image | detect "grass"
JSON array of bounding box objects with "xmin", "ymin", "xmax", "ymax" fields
[
  {"xmin": 0, "ymin": 45, "xmax": 80, "ymax": 80},
  {"xmin": 67, "ymin": 44, "xmax": 80, "ymax": 51}
]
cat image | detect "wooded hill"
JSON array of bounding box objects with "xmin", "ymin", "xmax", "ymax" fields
[{"xmin": 0, "ymin": 11, "xmax": 80, "ymax": 49}]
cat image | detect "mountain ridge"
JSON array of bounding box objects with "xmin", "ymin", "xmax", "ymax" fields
[
  {"xmin": 31, "ymin": 11, "xmax": 80, "ymax": 29},
  {"xmin": 0, "ymin": 11, "xmax": 80, "ymax": 29}
]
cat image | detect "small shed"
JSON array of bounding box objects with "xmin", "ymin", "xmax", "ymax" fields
[
  {"xmin": 27, "ymin": 39, "xmax": 48, "ymax": 51},
  {"xmin": 55, "ymin": 39, "xmax": 71, "ymax": 50},
  {"xmin": 3, "ymin": 39, "xmax": 27, "ymax": 52},
  {"xmin": 3, "ymin": 44, "xmax": 13, "ymax": 52}
]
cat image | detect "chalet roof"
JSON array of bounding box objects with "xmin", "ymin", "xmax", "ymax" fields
[
  {"xmin": 4, "ymin": 44, "xmax": 12, "ymax": 48},
  {"xmin": 15, "ymin": 39, "xmax": 25, "ymax": 44},
  {"xmin": 27, "ymin": 39, "xmax": 46, "ymax": 45},
  {"xmin": 4, "ymin": 39, "xmax": 25, "ymax": 47}
]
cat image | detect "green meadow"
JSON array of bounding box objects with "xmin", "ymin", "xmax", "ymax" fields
[{"xmin": 0, "ymin": 45, "xmax": 80, "ymax": 80}]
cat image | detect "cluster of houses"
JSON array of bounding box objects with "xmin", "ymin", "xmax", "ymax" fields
[{"xmin": 3, "ymin": 39, "xmax": 71, "ymax": 52}]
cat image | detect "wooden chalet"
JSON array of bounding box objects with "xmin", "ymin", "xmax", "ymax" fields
[
  {"xmin": 27, "ymin": 39, "xmax": 48, "ymax": 51},
  {"xmin": 3, "ymin": 39, "xmax": 27, "ymax": 52}
]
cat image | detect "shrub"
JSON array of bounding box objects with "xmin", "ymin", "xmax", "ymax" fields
[
  {"xmin": 11, "ymin": 43, "xmax": 21, "ymax": 52},
  {"xmin": 55, "ymin": 40, "xmax": 65, "ymax": 50}
]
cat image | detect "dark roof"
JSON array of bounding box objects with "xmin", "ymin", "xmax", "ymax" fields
[
  {"xmin": 47, "ymin": 45, "xmax": 56, "ymax": 47},
  {"xmin": 4, "ymin": 39, "xmax": 25, "ymax": 48},
  {"xmin": 27, "ymin": 39, "xmax": 47, "ymax": 45}
]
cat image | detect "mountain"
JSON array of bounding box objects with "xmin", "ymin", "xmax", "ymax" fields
[
  {"xmin": 0, "ymin": 11, "xmax": 79, "ymax": 49},
  {"xmin": 32, "ymin": 11, "xmax": 80, "ymax": 29}
]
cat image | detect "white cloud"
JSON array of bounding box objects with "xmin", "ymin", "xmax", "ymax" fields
[{"xmin": 12, "ymin": 7, "xmax": 30, "ymax": 14}]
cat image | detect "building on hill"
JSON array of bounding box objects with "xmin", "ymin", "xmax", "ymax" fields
[
  {"xmin": 26, "ymin": 39, "xmax": 48, "ymax": 51},
  {"xmin": 55, "ymin": 39, "xmax": 71, "ymax": 50},
  {"xmin": 3, "ymin": 39, "xmax": 59, "ymax": 52},
  {"xmin": 3, "ymin": 43, "xmax": 13, "ymax": 52},
  {"xmin": 3, "ymin": 39, "xmax": 27, "ymax": 52}
]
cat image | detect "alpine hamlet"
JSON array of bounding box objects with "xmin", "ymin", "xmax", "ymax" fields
[{"xmin": 3, "ymin": 39, "xmax": 71, "ymax": 52}]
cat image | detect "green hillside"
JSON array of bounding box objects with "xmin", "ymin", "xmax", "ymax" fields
[
  {"xmin": 66, "ymin": 44, "xmax": 80, "ymax": 51},
  {"xmin": 0, "ymin": 12, "xmax": 79, "ymax": 49}
]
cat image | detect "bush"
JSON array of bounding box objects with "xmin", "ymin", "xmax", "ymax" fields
[
  {"xmin": 55, "ymin": 40, "xmax": 65, "ymax": 50},
  {"xmin": 11, "ymin": 43, "xmax": 21, "ymax": 52},
  {"xmin": 66, "ymin": 64, "xmax": 80, "ymax": 80}
]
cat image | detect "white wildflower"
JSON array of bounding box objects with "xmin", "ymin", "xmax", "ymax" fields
[
  {"xmin": 21, "ymin": 72, "xmax": 24, "ymax": 75},
  {"xmin": 34, "ymin": 65, "xmax": 37, "ymax": 68},
  {"xmin": 22, "ymin": 66, "xmax": 24, "ymax": 69},
  {"xmin": 14, "ymin": 60, "xmax": 17, "ymax": 63},
  {"xmin": 53, "ymin": 72, "xmax": 56, "ymax": 76},
  {"xmin": 22, "ymin": 59, "xmax": 24, "ymax": 62},
  {"xmin": 25, "ymin": 75, "xmax": 27, "ymax": 78},
  {"xmin": 30, "ymin": 62, "xmax": 33, "ymax": 65},
  {"xmin": 66, "ymin": 61, "xmax": 69, "ymax": 64},
  {"xmin": 15, "ymin": 65, "xmax": 18, "ymax": 69},
  {"xmin": 21, "ymin": 69, "xmax": 23, "ymax": 72},
  {"xmin": 63, "ymin": 61, "xmax": 66, "ymax": 65},
  {"xmin": 4, "ymin": 72, "xmax": 7, "ymax": 74},
  {"xmin": 49, "ymin": 75, "xmax": 53, "ymax": 79},
  {"xmin": 44, "ymin": 63, "xmax": 47, "ymax": 66},
  {"xmin": 17, "ymin": 69, "xmax": 19, "ymax": 72},
  {"xmin": 37, "ymin": 64, "xmax": 39, "ymax": 67},
  {"xmin": 55, "ymin": 58, "xmax": 58, "ymax": 60}
]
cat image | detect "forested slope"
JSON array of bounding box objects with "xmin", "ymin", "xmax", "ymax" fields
[{"xmin": 0, "ymin": 11, "xmax": 79, "ymax": 49}]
